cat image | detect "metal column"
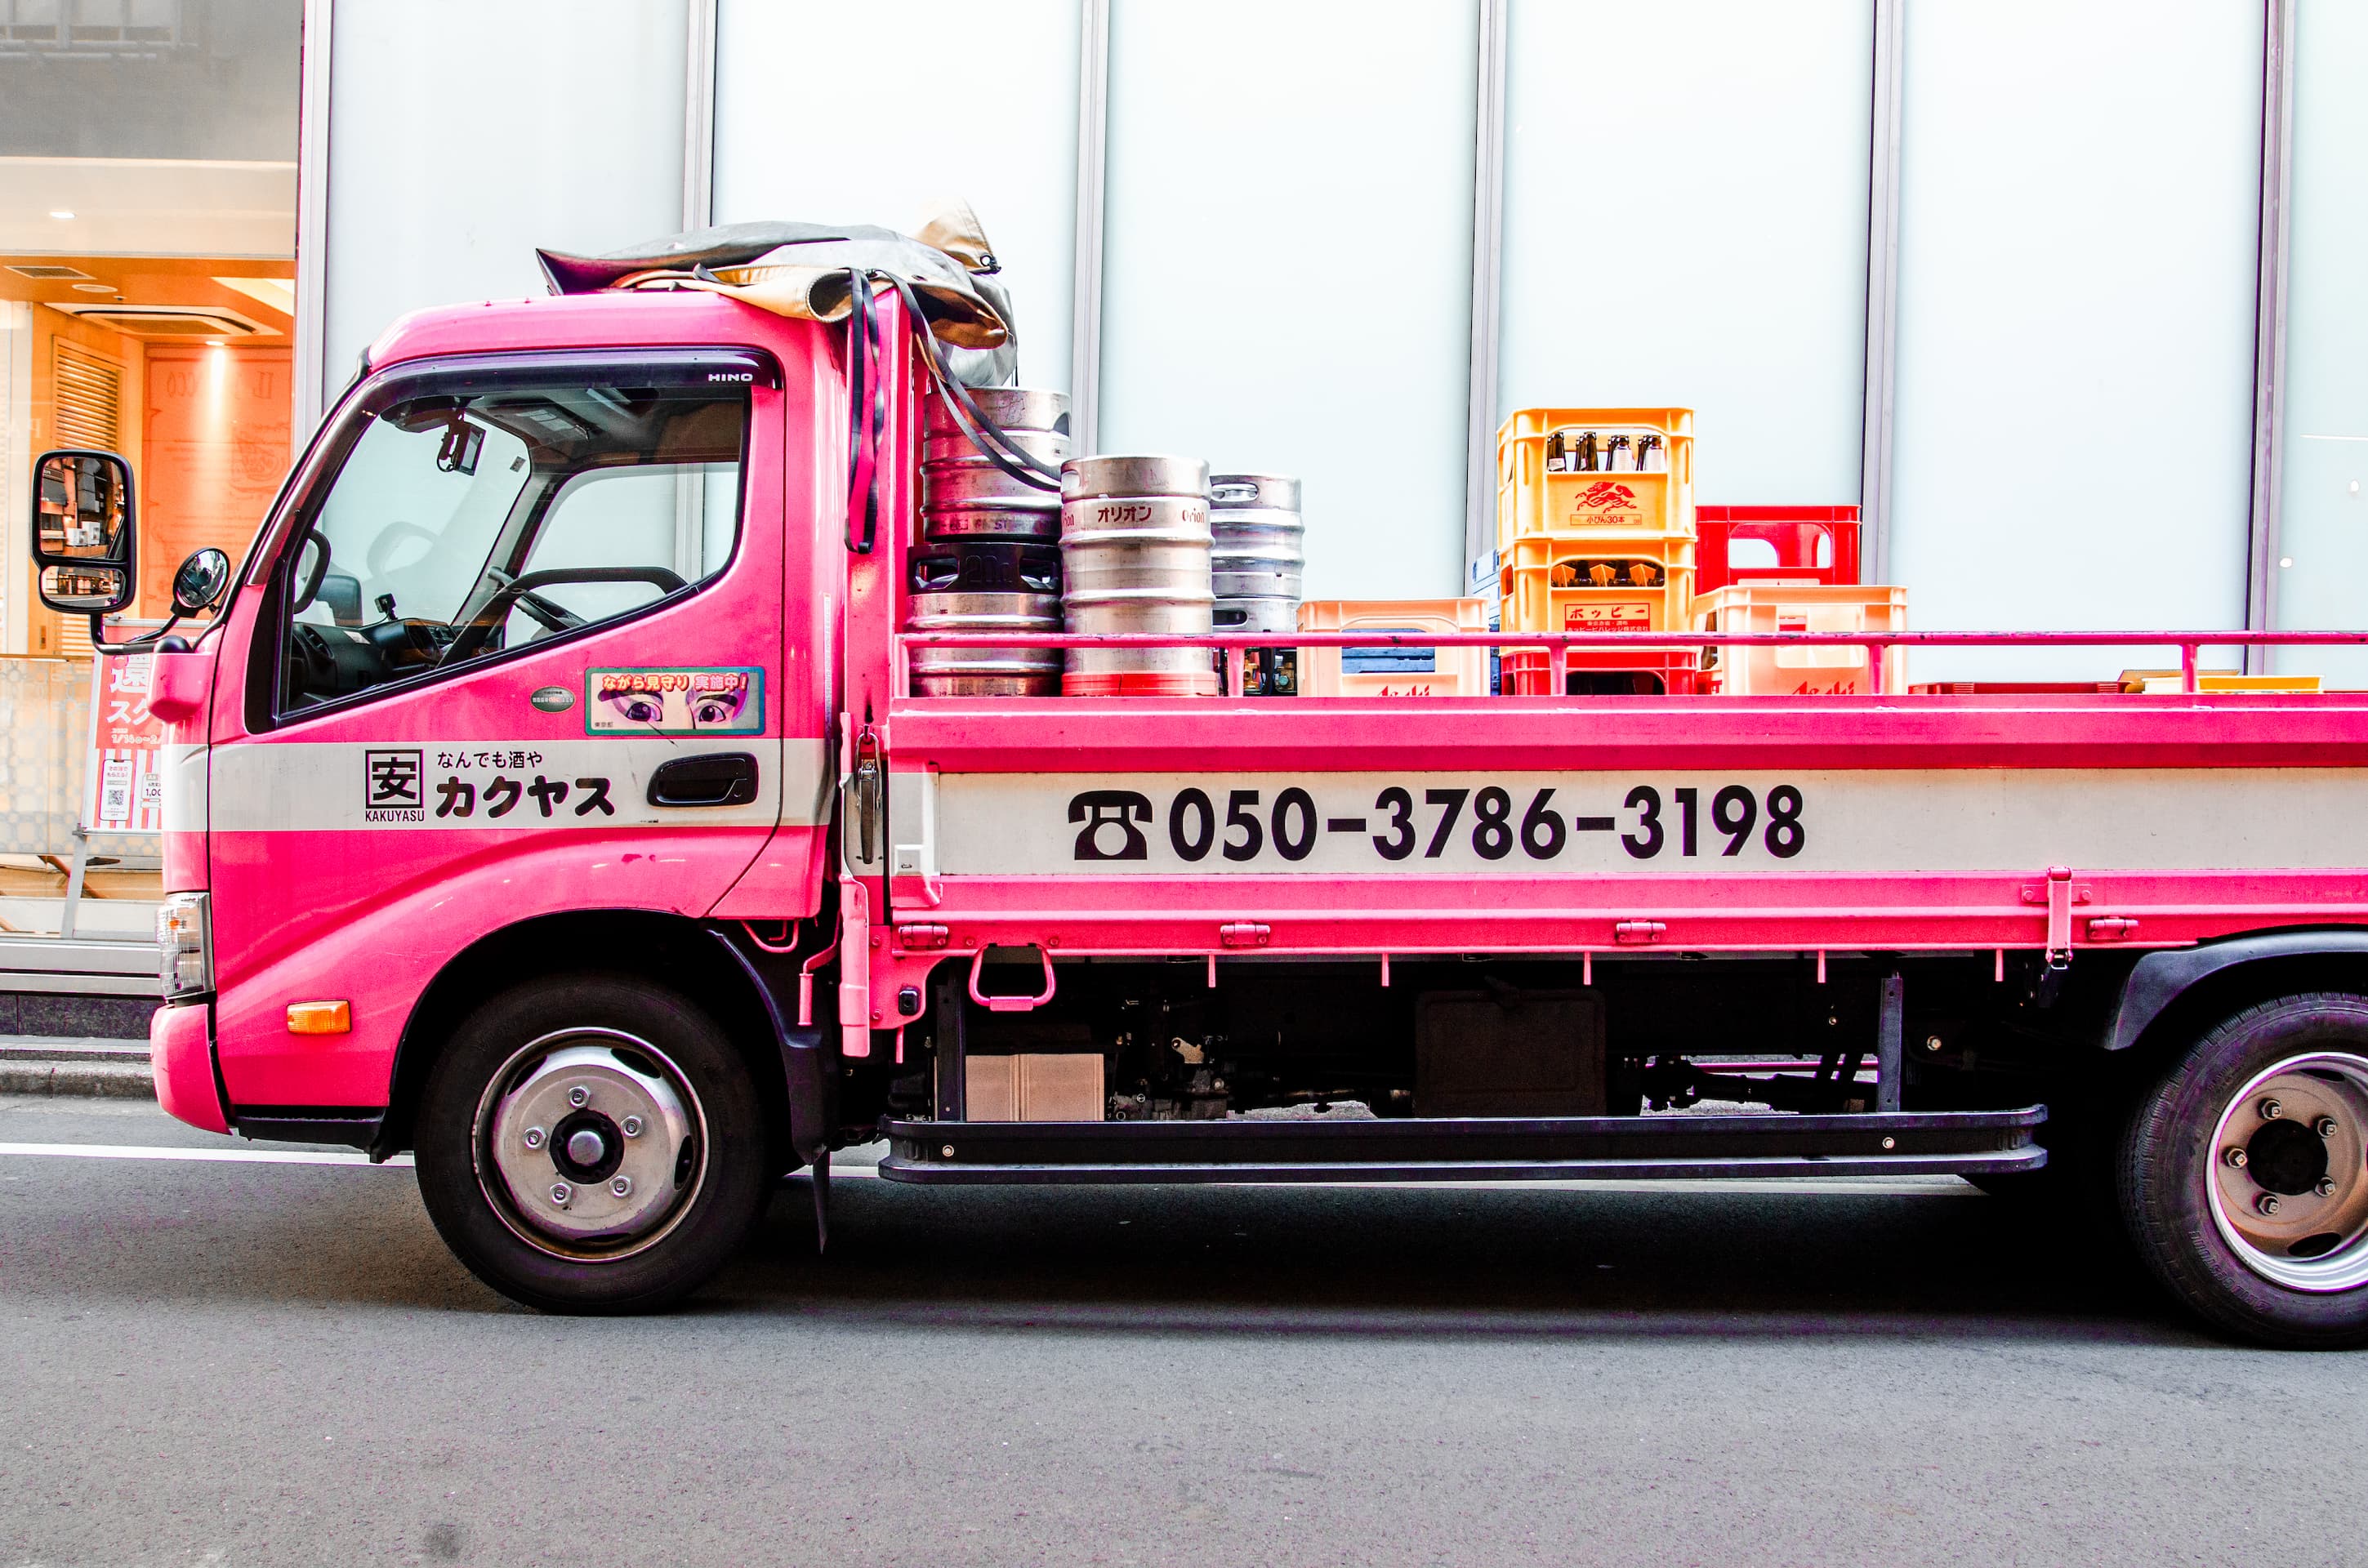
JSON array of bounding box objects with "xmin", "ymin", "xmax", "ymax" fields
[
  {"xmin": 2245, "ymin": 0, "xmax": 2297, "ymax": 671},
  {"xmin": 1460, "ymin": 0, "xmax": 1510, "ymax": 586},
  {"xmin": 1875, "ymin": 970, "xmax": 1905, "ymax": 1115}
]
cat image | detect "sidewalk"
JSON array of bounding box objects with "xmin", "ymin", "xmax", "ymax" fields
[{"xmin": 0, "ymin": 1036, "xmax": 154, "ymax": 1098}]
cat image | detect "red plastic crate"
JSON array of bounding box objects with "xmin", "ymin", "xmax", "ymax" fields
[{"xmin": 1697, "ymin": 506, "xmax": 1860, "ymax": 594}]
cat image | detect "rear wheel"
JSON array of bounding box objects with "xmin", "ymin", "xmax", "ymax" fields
[
  {"xmin": 2120, "ymin": 992, "xmax": 2368, "ymax": 1348},
  {"xmin": 415, "ymin": 975, "xmax": 769, "ymax": 1313}
]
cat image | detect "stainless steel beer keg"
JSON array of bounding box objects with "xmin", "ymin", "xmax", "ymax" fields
[
  {"xmin": 921, "ymin": 388, "xmax": 1070, "ymax": 541},
  {"xmin": 1208, "ymin": 472, "xmax": 1303, "ymax": 638},
  {"xmin": 1059, "ymin": 455, "xmax": 1216, "ymax": 697},
  {"xmin": 906, "ymin": 592, "xmax": 1062, "ymax": 697}
]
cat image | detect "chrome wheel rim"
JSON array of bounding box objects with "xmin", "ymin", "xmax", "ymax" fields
[
  {"xmin": 2205, "ymin": 1050, "xmax": 2368, "ymax": 1292},
  {"xmin": 472, "ymin": 1028, "xmax": 707, "ymax": 1263}
]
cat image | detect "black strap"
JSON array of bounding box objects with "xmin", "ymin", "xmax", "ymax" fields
[
  {"xmin": 871, "ymin": 271, "xmax": 1061, "ymax": 492},
  {"xmin": 839, "ymin": 267, "xmax": 1064, "ymax": 558},
  {"xmin": 841, "ymin": 269, "xmax": 885, "ymax": 555}
]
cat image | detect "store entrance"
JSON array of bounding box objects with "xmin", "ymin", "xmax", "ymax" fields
[{"xmin": 2, "ymin": 255, "xmax": 292, "ymax": 655}]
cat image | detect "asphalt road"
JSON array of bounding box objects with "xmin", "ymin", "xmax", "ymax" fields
[{"xmin": 4, "ymin": 1093, "xmax": 2366, "ymax": 1568}]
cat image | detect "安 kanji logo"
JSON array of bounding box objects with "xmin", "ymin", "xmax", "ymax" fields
[{"xmin": 362, "ymin": 748, "xmax": 426, "ymax": 822}]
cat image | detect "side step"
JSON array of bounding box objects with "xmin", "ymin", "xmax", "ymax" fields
[{"xmin": 876, "ymin": 1107, "xmax": 2046, "ymax": 1186}]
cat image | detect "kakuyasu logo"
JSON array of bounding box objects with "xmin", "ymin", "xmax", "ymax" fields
[{"xmin": 363, "ymin": 748, "xmax": 426, "ymax": 822}]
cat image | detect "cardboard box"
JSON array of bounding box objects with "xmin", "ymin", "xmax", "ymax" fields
[{"xmin": 965, "ymin": 1054, "xmax": 1106, "ymax": 1121}]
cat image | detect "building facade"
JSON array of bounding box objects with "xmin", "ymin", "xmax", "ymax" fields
[{"xmin": 4, "ymin": 0, "xmax": 2365, "ymax": 692}]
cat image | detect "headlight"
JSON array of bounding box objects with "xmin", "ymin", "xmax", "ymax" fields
[{"xmin": 158, "ymin": 892, "xmax": 212, "ymax": 1001}]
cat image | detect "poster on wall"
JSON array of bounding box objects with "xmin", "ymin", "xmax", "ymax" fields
[{"xmin": 80, "ymin": 635, "xmax": 168, "ymax": 835}]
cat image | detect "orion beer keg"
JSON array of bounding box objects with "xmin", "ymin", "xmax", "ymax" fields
[
  {"xmin": 1208, "ymin": 472, "xmax": 1304, "ymax": 635},
  {"xmin": 921, "ymin": 388, "xmax": 1069, "ymax": 541},
  {"xmin": 906, "ymin": 592, "xmax": 1062, "ymax": 697},
  {"xmin": 1059, "ymin": 455, "xmax": 1217, "ymax": 697}
]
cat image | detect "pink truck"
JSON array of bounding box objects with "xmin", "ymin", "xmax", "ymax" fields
[{"xmin": 31, "ymin": 283, "xmax": 2368, "ymax": 1345}]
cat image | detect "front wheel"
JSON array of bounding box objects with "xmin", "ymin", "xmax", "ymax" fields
[
  {"xmin": 415, "ymin": 976, "xmax": 770, "ymax": 1313},
  {"xmin": 2120, "ymin": 992, "xmax": 2368, "ymax": 1348}
]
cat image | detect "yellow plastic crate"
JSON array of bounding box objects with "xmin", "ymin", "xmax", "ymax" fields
[
  {"xmin": 2116, "ymin": 670, "xmax": 2323, "ymax": 694},
  {"xmin": 1501, "ymin": 556, "xmax": 1696, "ymax": 637},
  {"xmin": 1496, "ymin": 407, "xmax": 1695, "ymax": 553},
  {"xmin": 1692, "ymin": 584, "xmax": 1906, "ymax": 696}
]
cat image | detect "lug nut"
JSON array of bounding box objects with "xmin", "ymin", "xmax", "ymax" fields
[
  {"xmin": 621, "ymin": 1116, "xmax": 644, "ymax": 1138},
  {"xmin": 2258, "ymin": 1194, "xmax": 2281, "ymax": 1217},
  {"xmin": 2224, "ymin": 1147, "xmax": 2249, "ymax": 1169},
  {"xmin": 550, "ymin": 1183, "xmax": 572, "ymax": 1205},
  {"xmin": 609, "ymin": 1176, "xmax": 633, "ymax": 1198},
  {"xmin": 2261, "ymin": 1098, "xmax": 2284, "ymax": 1120},
  {"xmin": 2317, "ymin": 1178, "xmax": 2339, "ymax": 1198},
  {"xmin": 567, "ymin": 1085, "xmax": 591, "ymax": 1108},
  {"xmin": 522, "ymin": 1127, "xmax": 546, "ymax": 1151},
  {"xmin": 2317, "ymin": 1116, "xmax": 2339, "ymax": 1139}
]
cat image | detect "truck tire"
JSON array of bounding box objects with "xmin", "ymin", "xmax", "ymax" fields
[
  {"xmin": 414, "ymin": 975, "xmax": 771, "ymax": 1313},
  {"xmin": 2120, "ymin": 992, "xmax": 2368, "ymax": 1348}
]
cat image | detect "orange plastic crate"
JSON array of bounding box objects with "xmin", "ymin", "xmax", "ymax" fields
[
  {"xmin": 1297, "ymin": 599, "xmax": 1489, "ymax": 698},
  {"xmin": 1692, "ymin": 584, "xmax": 1906, "ymax": 696},
  {"xmin": 1501, "ymin": 555, "xmax": 1696, "ymax": 639},
  {"xmin": 1496, "ymin": 408, "xmax": 1694, "ymax": 553}
]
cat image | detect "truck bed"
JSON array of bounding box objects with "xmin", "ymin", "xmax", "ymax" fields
[{"xmin": 872, "ymin": 689, "xmax": 2368, "ymax": 962}]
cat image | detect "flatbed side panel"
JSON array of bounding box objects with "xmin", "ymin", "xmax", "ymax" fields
[
  {"xmin": 888, "ymin": 694, "xmax": 2368, "ymax": 773},
  {"xmin": 886, "ymin": 870, "xmax": 2368, "ymax": 958}
]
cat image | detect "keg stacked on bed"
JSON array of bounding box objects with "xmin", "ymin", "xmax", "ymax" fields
[
  {"xmin": 910, "ymin": 390, "xmax": 1070, "ymax": 696},
  {"xmin": 1208, "ymin": 472, "xmax": 1303, "ymax": 696},
  {"xmin": 1059, "ymin": 455, "xmax": 1218, "ymax": 697}
]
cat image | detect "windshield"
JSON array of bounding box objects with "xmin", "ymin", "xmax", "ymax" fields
[{"xmin": 276, "ymin": 372, "xmax": 748, "ymax": 712}]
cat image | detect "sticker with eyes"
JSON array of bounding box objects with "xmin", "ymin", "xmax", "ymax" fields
[
  {"xmin": 584, "ymin": 667, "xmax": 764, "ymax": 736},
  {"xmin": 691, "ymin": 685, "xmax": 750, "ymax": 728}
]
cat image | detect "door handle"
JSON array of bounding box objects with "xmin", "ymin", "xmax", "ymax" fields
[{"xmin": 647, "ymin": 752, "xmax": 760, "ymax": 808}]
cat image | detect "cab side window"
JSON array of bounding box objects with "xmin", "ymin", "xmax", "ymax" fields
[{"xmin": 275, "ymin": 372, "xmax": 748, "ymax": 714}]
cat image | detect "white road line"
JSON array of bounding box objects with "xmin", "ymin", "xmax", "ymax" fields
[{"xmin": 0, "ymin": 1141, "xmax": 412, "ymax": 1167}]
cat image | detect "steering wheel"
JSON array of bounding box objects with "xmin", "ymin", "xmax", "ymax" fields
[
  {"xmin": 289, "ymin": 532, "xmax": 332, "ymax": 615},
  {"xmin": 288, "ymin": 622, "xmax": 338, "ymax": 697},
  {"xmin": 483, "ymin": 567, "xmax": 585, "ymax": 635},
  {"xmin": 437, "ymin": 564, "xmax": 688, "ymax": 666}
]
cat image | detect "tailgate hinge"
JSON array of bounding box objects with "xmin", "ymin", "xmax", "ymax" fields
[
  {"xmin": 2086, "ymin": 916, "xmax": 2140, "ymax": 942},
  {"xmin": 1613, "ymin": 920, "xmax": 1667, "ymax": 945},
  {"xmin": 895, "ymin": 923, "xmax": 951, "ymax": 951},
  {"xmin": 1219, "ymin": 922, "xmax": 1273, "ymax": 949}
]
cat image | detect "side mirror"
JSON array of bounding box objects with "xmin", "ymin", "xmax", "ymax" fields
[
  {"xmin": 170, "ymin": 546, "xmax": 233, "ymax": 617},
  {"xmin": 33, "ymin": 449, "xmax": 136, "ymax": 617}
]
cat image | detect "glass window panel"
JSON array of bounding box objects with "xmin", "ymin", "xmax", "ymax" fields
[
  {"xmin": 2271, "ymin": 0, "xmax": 2368, "ymax": 688},
  {"xmin": 323, "ymin": 0, "xmax": 689, "ymax": 390},
  {"xmin": 711, "ymin": 0, "xmax": 1083, "ymax": 392},
  {"xmin": 1889, "ymin": 2, "xmax": 2261, "ymax": 682},
  {"xmin": 1095, "ymin": 0, "xmax": 1479, "ymax": 602},
  {"xmin": 1499, "ymin": 0, "xmax": 1873, "ymax": 523}
]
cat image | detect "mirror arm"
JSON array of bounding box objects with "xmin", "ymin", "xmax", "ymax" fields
[{"xmin": 86, "ymin": 612, "xmax": 181, "ymax": 657}]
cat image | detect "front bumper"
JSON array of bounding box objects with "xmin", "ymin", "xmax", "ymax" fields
[{"xmin": 150, "ymin": 1002, "xmax": 226, "ymax": 1134}]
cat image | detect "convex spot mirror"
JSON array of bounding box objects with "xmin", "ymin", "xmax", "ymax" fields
[
  {"xmin": 33, "ymin": 449, "xmax": 135, "ymax": 617},
  {"xmin": 170, "ymin": 546, "xmax": 232, "ymax": 617}
]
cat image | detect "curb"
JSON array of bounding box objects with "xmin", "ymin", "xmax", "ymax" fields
[{"xmin": 0, "ymin": 1038, "xmax": 156, "ymax": 1099}]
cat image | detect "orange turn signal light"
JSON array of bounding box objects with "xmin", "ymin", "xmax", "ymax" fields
[{"xmin": 286, "ymin": 1000, "xmax": 351, "ymax": 1036}]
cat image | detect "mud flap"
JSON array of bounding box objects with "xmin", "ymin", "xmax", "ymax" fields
[{"xmin": 782, "ymin": 1026, "xmax": 836, "ymax": 1254}]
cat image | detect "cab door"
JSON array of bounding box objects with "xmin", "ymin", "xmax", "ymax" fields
[{"xmin": 206, "ymin": 349, "xmax": 797, "ymax": 1111}]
